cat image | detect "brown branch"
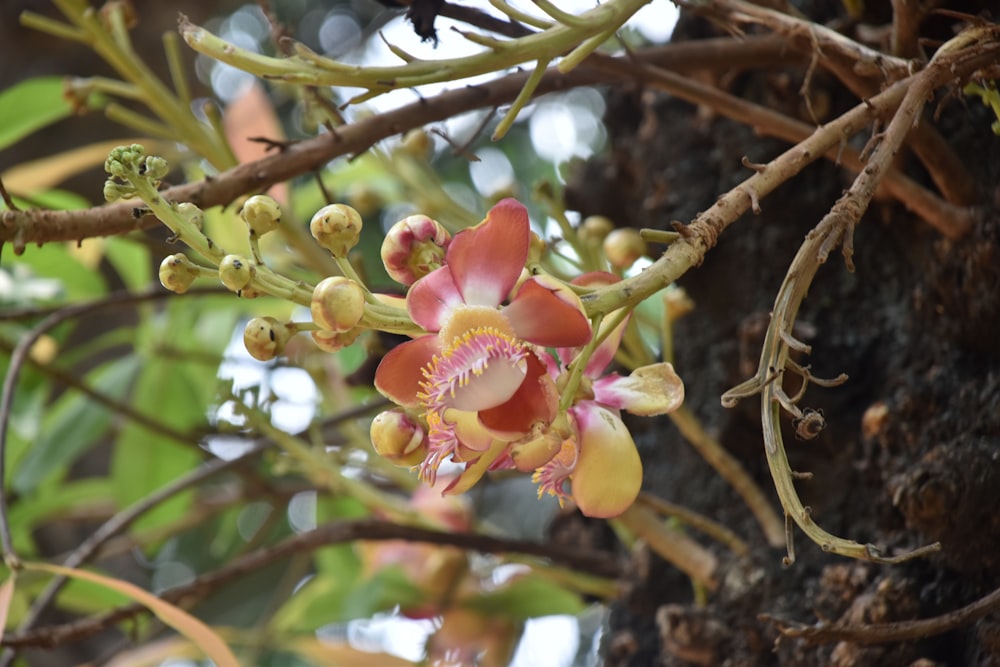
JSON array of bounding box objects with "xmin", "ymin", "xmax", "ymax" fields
[
  {"xmin": 0, "ymin": 37, "xmax": 797, "ymax": 251},
  {"xmin": 1, "ymin": 519, "xmax": 621, "ymax": 649},
  {"xmin": 693, "ymin": 0, "xmax": 982, "ymax": 213},
  {"xmin": 762, "ymin": 582, "xmax": 1000, "ymax": 645}
]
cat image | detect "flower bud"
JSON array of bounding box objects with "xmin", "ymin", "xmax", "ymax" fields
[
  {"xmin": 311, "ymin": 276, "xmax": 366, "ymax": 332},
  {"xmin": 141, "ymin": 155, "xmax": 169, "ymax": 181},
  {"xmin": 241, "ymin": 194, "xmax": 281, "ymax": 238},
  {"xmin": 243, "ymin": 317, "xmax": 296, "ymax": 361},
  {"xmin": 381, "ymin": 214, "xmax": 451, "ymax": 285},
  {"xmin": 219, "ymin": 255, "xmax": 254, "ymax": 292},
  {"xmin": 310, "ymin": 327, "xmax": 362, "ymax": 352},
  {"xmin": 527, "ymin": 230, "xmax": 546, "ymax": 266},
  {"xmin": 158, "ymin": 253, "xmax": 201, "ymax": 294},
  {"xmin": 310, "ymin": 204, "xmax": 362, "ymax": 257},
  {"xmin": 399, "ymin": 129, "xmax": 432, "ymax": 160},
  {"xmin": 579, "ymin": 215, "xmax": 614, "ymax": 243},
  {"xmin": 663, "ymin": 285, "xmax": 694, "ymax": 323},
  {"xmin": 176, "ymin": 202, "xmax": 204, "ymax": 232},
  {"xmin": 370, "ymin": 409, "xmax": 428, "ymax": 466},
  {"xmin": 603, "ymin": 228, "xmax": 647, "ymax": 269}
]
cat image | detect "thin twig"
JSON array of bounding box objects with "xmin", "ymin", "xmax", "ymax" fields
[
  {"xmin": 637, "ymin": 492, "xmax": 751, "ymax": 556},
  {"xmin": 667, "ymin": 406, "xmax": 785, "ymax": 548}
]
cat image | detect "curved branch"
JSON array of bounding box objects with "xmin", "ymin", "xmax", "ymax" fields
[{"xmin": 762, "ymin": 581, "xmax": 1000, "ymax": 645}]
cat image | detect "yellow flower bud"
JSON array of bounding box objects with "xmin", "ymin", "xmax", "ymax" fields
[
  {"xmin": 241, "ymin": 194, "xmax": 281, "ymax": 238},
  {"xmin": 370, "ymin": 409, "xmax": 428, "ymax": 466},
  {"xmin": 158, "ymin": 253, "xmax": 201, "ymax": 294},
  {"xmin": 310, "ymin": 276, "xmax": 366, "ymax": 332},
  {"xmin": 243, "ymin": 317, "xmax": 296, "ymax": 361},
  {"xmin": 310, "ymin": 327, "xmax": 362, "ymax": 352},
  {"xmin": 381, "ymin": 214, "xmax": 451, "ymax": 285},
  {"xmin": 219, "ymin": 255, "xmax": 254, "ymax": 292},
  {"xmin": 603, "ymin": 228, "xmax": 647, "ymax": 269},
  {"xmin": 399, "ymin": 129, "xmax": 433, "ymax": 160},
  {"xmin": 310, "ymin": 204, "xmax": 362, "ymax": 257},
  {"xmin": 176, "ymin": 202, "xmax": 204, "ymax": 232},
  {"xmin": 579, "ymin": 215, "xmax": 614, "ymax": 243}
]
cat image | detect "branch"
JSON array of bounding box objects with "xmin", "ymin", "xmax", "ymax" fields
[
  {"xmin": 0, "ymin": 37, "xmax": 797, "ymax": 251},
  {"xmin": 1, "ymin": 519, "xmax": 621, "ymax": 649},
  {"xmin": 762, "ymin": 581, "xmax": 1000, "ymax": 645},
  {"xmin": 721, "ymin": 24, "xmax": 1000, "ymax": 564}
]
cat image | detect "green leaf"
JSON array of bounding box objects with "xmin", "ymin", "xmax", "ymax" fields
[
  {"xmin": 104, "ymin": 237, "xmax": 153, "ymax": 291},
  {"xmin": 0, "ymin": 78, "xmax": 75, "ymax": 152},
  {"xmin": 13, "ymin": 356, "xmax": 140, "ymax": 494},
  {"xmin": 11, "ymin": 189, "xmax": 91, "ymax": 211},
  {"xmin": 9, "ymin": 479, "xmax": 114, "ymax": 555},
  {"xmin": 4, "ymin": 243, "xmax": 107, "ymax": 302},
  {"xmin": 462, "ymin": 574, "xmax": 584, "ymax": 619},
  {"xmin": 110, "ymin": 357, "xmax": 204, "ymax": 534},
  {"xmin": 340, "ymin": 565, "xmax": 425, "ymax": 620}
]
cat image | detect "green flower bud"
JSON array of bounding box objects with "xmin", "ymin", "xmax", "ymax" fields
[
  {"xmin": 603, "ymin": 228, "xmax": 647, "ymax": 269},
  {"xmin": 241, "ymin": 194, "xmax": 282, "ymax": 238},
  {"xmin": 176, "ymin": 202, "xmax": 204, "ymax": 231},
  {"xmin": 103, "ymin": 180, "xmax": 135, "ymax": 202},
  {"xmin": 158, "ymin": 253, "xmax": 201, "ymax": 294},
  {"xmin": 310, "ymin": 204, "xmax": 362, "ymax": 257},
  {"xmin": 219, "ymin": 255, "xmax": 254, "ymax": 292},
  {"xmin": 142, "ymin": 156, "xmax": 169, "ymax": 181},
  {"xmin": 370, "ymin": 408, "xmax": 428, "ymax": 467},
  {"xmin": 243, "ymin": 316, "xmax": 296, "ymax": 361},
  {"xmin": 310, "ymin": 276, "xmax": 366, "ymax": 332}
]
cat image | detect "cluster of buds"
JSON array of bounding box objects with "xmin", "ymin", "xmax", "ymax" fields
[{"xmin": 137, "ymin": 145, "xmax": 685, "ymax": 518}]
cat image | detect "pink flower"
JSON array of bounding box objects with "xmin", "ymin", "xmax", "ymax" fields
[
  {"xmin": 374, "ymin": 199, "xmax": 592, "ymax": 482},
  {"xmin": 535, "ymin": 273, "xmax": 685, "ymax": 518}
]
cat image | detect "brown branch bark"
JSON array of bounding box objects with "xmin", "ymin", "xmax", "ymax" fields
[
  {"xmin": 762, "ymin": 581, "xmax": 1000, "ymax": 645},
  {"xmin": 0, "ymin": 37, "xmax": 797, "ymax": 252},
  {"xmin": 1, "ymin": 519, "xmax": 621, "ymax": 649}
]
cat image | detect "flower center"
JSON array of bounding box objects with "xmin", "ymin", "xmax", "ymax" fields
[
  {"xmin": 419, "ymin": 326, "xmax": 528, "ymax": 413},
  {"xmin": 438, "ymin": 305, "xmax": 513, "ymax": 345}
]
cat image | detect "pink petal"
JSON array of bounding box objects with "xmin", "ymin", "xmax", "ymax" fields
[
  {"xmin": 373, "ymin": 335, "xmax": 441, "ymax": 408},
  {"xmin": 570, "ymin": 404, "xmax": 642, "ymax": 518},
  {"xmin": 406, "ymin": 266, "xmax": 464, "ymax": 332},
  {"xmin": 447, "ymin": 199, "xmax": 528, "ymax": 307},
  {"xmin": 503, "ymin": 276, "xmax": 591, "ymax": 348},
  {"xmin": 593, "ymin": 362, "xmax": 685, "ymax": 416},
  {"xmin": 479, "ymin": 350, "xmax": 558, "ymax": 438}
]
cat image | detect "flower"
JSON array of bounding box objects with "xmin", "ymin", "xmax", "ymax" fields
[
  {"xmin": 534, "ymin": 273, "xmax": 685, "ymax": 517},
  {"xmin": 374, "ymin": 199, "xmax": 591, "ymax": 483}
]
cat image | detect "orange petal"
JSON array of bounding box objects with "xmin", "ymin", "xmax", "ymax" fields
[
  {"xmin": 503, "ymin": 276, "xmax": 591, "ymax": 347},
  {"xmin": 374, "ymin": 335, "xmax": 441, "ymax": 408},
  {"xmin": 479, "ymin": 351, "xmax": 557, "ymax": 438}
]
